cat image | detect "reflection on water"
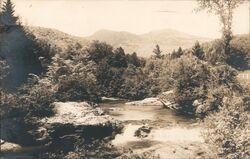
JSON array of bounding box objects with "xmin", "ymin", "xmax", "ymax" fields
[{"xmin": 101, "ymin": 102, "xmax": 196, "ymax": 126}]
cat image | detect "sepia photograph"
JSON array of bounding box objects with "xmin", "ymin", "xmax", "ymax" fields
[{"xmin": 0, "ymin": 0, "xmax": 249, "ymax": 158}]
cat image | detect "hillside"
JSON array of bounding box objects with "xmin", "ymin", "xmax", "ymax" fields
[
  {"xmin": 27, "ymin": 26, "xmax": 89, "ymax": 51},
  {"xmin": 28, "ymin": 27, "xmax": 212, "ymax": 57},
  {"xmin": 28, "ymin": 27, "xmax": 248, "ymax": 61},
  {"xmin": 86, "ymin": 29, "xmax": 212, "ymax": 57}
]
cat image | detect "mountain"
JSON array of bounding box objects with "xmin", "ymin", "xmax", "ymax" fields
[
  {"xmin": 86, "ymin": 29, "xmax": 212, "ymax": 57},
  {"xmin": 27, "ymin": 26, "xmax": 89, "ymax": 51},
  {"xmin": 29, "ymin": 27, "xmax": 212, "ymax": 57}
]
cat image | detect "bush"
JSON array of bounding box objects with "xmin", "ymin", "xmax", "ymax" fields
[
  {"xmin": 171, "ymin": 56, "xmax": 210, "ymax": 114},
  {"xmin": 46, "ymin": 45, "xmax": 101, "ymax": 102},
  {"xmin": 118, "ymin": 64, "xmax": 150, "ymax": 100},
  {"xmin": 1, "ymin": 77, "xmax": 55, "ymax": 119},
  {"xmin": 162, "ymin": 54, "xmax": 243, "ymax": 116},
  {"xmin": 203, "ymin": 96, "xmax": 250, "ymax": 159}
]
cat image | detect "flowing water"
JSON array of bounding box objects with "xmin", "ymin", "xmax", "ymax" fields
[
  {"xmin": 1, "ymin": 100, "xmax": 209, "ymax": 158},
  {"xmin": 100, "ymin": 100, "xmax": 209, "ymax": 158}
]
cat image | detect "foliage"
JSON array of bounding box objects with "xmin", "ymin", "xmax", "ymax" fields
[
  {"xmin": 87, "ymin": 41, "xmax": 147, "ymax": 99},
  {"xmin": 87, "ymin": 40, "xmax": 113, "ymax": 64},
  {"xmin": 0, "ymin": 56, "xmax": 9, "ymax": 81},
  {"xmin": 203, "ymin": 96, "xmax": 250, "ymax": 159},
  {"xmin": 196, "ymin": 0, "xmax": 243, "ymax": 41},
  {"xmin": 153, "ymin": 44, "xmax": 162, "ymax": 59},
  {"xmin": 143, "ymin": 58, "xmax": 162, "ymax": 96},
  {"xmin": 202, "ymin": 36, "xmax": 250, "ymax": 70},
  {"xmin": 46, "ymin": 43, "xmax": 100, "ymax": 102},
  {"xmin": 162, "ymin": 53, "xmax": 243, "ymax": 116},
  {"xmin": 227, "ymin": 35, "xmax": 250, "ymax": 70},
  {"xmin": 0, "ymin": 0, "xmax": 19, "ymax": 27},
  {"xmin": 118, "ymin": 64, "xmax": 150, "ymax": 100},
  {"xmin": 110, "ymin": 47, "xmax": 128, "ymax": 68},
  {"xmin": 203, "ymin": 39, "xmax": 227, "ymax": 65},
  {"xmin": 171, "ymin": 56, "xmax": 211, "ymax": 113},
  {"xmin": 192, "ymin": 41, "xmax": 205, "ymax": 60},
  {"xmin": 0, "ymin": 77, "xmax": 55, "ymax": 120},
  {"xmin": 126, "ymin": 52, "xmax": 144, "ymax": 67},
  {"xmin": 197, "ymin": 0, "xmax": 244, "ymax": 73},
  {"xmin": 171, "ymin": 47, "xmax": 183, "ymax": 59}
]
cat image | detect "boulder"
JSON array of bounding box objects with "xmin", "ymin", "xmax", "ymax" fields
[
  {"xmin": 125, "ymin": 98, "xmax": 163, "ymax": 106},
  {"xmin": 41, "ymin": 102, "xmax": 111, "ymax": 126},
  {"xmin": 158, "ymin": 90, "xmax": 178, "ymax": 110},
  {"xmin": 0, "ymin": 140, "xmax": 22, "ymax": 153},
  {"xmin": 36, "ymin": 102, "xmax": 122, "ymax": 152},
  {"xmin": 101, "ymin": 97, "xmax": 122, "ymax": 101},
  {"xmin": 134, "ymin": 126, "xmax": 152, "ymax": 138}
]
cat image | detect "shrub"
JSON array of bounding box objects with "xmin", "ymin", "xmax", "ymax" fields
[
  {"xmin": 118, "ymin": 64, "xmax": 150, "ymax": 100},
  {"xmin": 171, "ymin": 56, "xmax": 210, "ymax": 114},
  {"xmin": 46, "ymin": 53, "xmax": 100, "ymax": 102},
  {"xmin": 203, "ymin": 96, "xmax": 250, "ymax": 159}
]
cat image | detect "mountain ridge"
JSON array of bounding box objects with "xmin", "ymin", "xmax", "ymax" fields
[
  {"xmin": 85, "ymin": 28, "xmax": 212, "ymax": 57},
  {"xmin": 29, "ymin": 26, "xmax": 213, "ymax": 57}
]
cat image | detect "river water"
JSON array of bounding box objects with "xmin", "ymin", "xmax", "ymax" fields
[
  {"xmin": 100, "ymin": 100, "xmax": 209, "ymax": 158},
  {"xmin": 1, "ymin": 100, "xmax": 209, "ymax": 159}
]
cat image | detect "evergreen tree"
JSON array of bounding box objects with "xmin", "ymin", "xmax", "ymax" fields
[
  {"xmin": 127, "ymin": 52, "xmax": 141, "ymax": 67},
  {"xmin": 192, "ymin": 41, "xmax": 205, "ymax": 60},
  {"xmin": 176, "ymin": 47, "xmax": 183, "ymax": 57},
  {"xmin": 171, "ymin": 47, "xmax": 183, "ymax": 59},
  {"xmin": 153, "ymin": 44, "xmax": 162, "ymax": 59},
  {"xmin": 0, "ymin": 0, "xmax": 19, "ymax": 27},
  {"xmin": 112, "ymin": 47, "xmax": 127, "ymax": 68}
]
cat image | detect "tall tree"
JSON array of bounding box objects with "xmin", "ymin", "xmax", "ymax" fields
[
  {"xmin": 153, "ymin": 44, "xmax": 162, "ymax": 59},
  {"xmin": 192, "ymin": 41, "xmax": 205, "ymax": 60},
  {"xmin": 171, "ymin": 47, "xmax": 183, "ymax": 59},
  {"xmin": 197, "ymin": 0, "xmax": 244, "ymax": 54},
  {"xmin": 112, "ymin": 47, "xmax": 127, "ymax": 68},
  {"xmin": 0, "ymin": 0, "xmax": 19, "ymax": 27}
]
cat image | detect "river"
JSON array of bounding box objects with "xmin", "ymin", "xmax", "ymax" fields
[
  {"xmin": 100, "ymin": 100, "xmax": 212, "ymax": 158},
  {"xmin": 1, "ymin": 100, "xmax": 212, "ymax": 159}
]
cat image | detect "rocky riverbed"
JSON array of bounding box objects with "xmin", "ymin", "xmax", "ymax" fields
[{"xmin": 101, "ymin": 100, "xmax": 214, "ymax": 159}]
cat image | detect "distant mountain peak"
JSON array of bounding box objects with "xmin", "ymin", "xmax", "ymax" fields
[
  {"xmin": 28, "ymin": 26, "xmax": 212, "ymax": 57},
  {"xmin": 86, "ymin": 28, "xmax": 211, "ymax": 57}
]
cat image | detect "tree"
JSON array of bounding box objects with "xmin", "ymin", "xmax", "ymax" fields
[
  {"xmin": 192, "ymin": 41, "xmax": 205, "ymax": 60},
  {"xmin": 171, "ymin": 47, "xmax": 183, "ymax": 59},
  {"xmin": 153, "ymin": 44, "xmax": 162, "ymax": 59},
  {"xmin": 111, "ymin": 47, "xmax": 128, "ymax": 68},
  {"xmin": 0, "ymin": 0, "xmax": 19, "ymax": 27},
  {"xmin": 197, "ymin": 0, "xmax": 244, "ymax": 55},
  {"xmin": 87, "ymin": 41, "xmax": 113, "ymax": 64},
  {"xmin": 172, "ymin": 57, "xmax": 210, "ymax": 113},
  {"xmin": 126, "ymin": 52, "xmax": 141, "ymax": 67}
]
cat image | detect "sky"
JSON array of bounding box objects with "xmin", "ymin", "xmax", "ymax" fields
[{"xmin": 11, "ymin": 0, "xmax": 250, "ymax": 38}]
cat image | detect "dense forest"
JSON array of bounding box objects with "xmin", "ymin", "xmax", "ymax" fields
[{"xmin": 1, "ymin": 0, "xmax": 249, "ymax": 158}]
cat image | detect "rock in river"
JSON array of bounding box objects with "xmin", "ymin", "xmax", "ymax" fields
[
  {"xmin": 125, "ymin": 98, "xmax": 163, "ymax": 106},
  {"xmin": 36, "ymin": 102, "xmax": 122, "ymax": 151}
]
